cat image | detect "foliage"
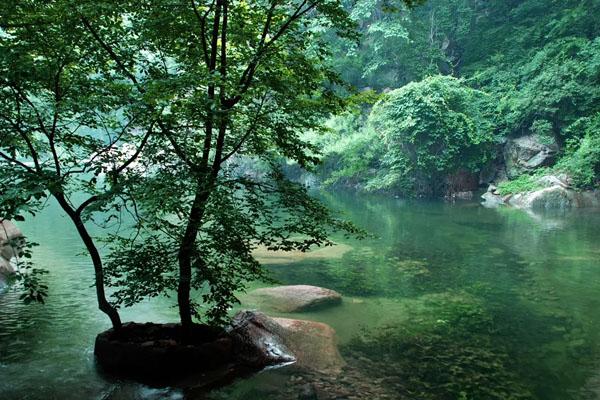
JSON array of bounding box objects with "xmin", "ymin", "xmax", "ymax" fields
[
  {"xmin": 319, "ymin": 0, "xmax": 600, "ymax": 195},
  {"xmin": 366, "ymin": 75, "xmax": 494, "ymax": 196},
  {"xmin": 0, "ymin": 0, "xmax": 155, "ymax": 327},
  {"xmin": 4, "ymin": 238, "xmax": 48, "ymax": 304},
  {"xmin": 555, "ymin": 114, "xmax": 600, "ymax": 189},
  {"xmin": 82, "ymin": 0, "xmax": 370, "ymax": 327},
  {"xmin": 483, "ymin": 37, "xmax": 600, "ymax": 141},
  {"xmin": 496, "ymin": 169, "xmax": 550, "ymax": 196},
  {"xmin": 107, "ymin": 166, "xmax": 365, "ymax": 325},
  {"xmin": 334, "ymin": 0, "xmax": 474, "ymax": 89}
]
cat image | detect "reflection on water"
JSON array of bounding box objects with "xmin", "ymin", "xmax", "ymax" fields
[{"xmin": 1, "ymin": 192, "xmax": 600, "ymax": 399}]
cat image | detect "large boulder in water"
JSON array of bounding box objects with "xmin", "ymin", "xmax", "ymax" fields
[
  {"xmin": 504, "ymin": 135, "xmax": 558, "ymax": 179},
  {"xmin": 505, "ymin": 175, "xmax": 600, "ymax": 211},
  {"xmin": 508, "ymin": 186, "xmax": 574, "ymax": 210},
  {"xmin": 508, "ymin": 186, "xmax": 600, "ymax": 211},
  {"xmin": 228, "ymin": 310, "xmax": 346, "ymax": 374},
  {"xmin": 228, "ymin": 310, "xmax": 296, "ymax": 368},
  {"xmin": 246, "ymin": 285, "xmax": 342, "ymax": 313},
  {"xmin": 94, "ymin": 322, "xmax": 234, "ymax": 383}
]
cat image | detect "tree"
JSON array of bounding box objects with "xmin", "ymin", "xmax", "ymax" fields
[
  {"xmin": 367, "ymin": 75, "xmax": 495, "ymax": 196},
  {"xmin": 0, "ymin": 1, "xmax": 158, "ymax": 329},
  {"xmin": 63, "ymin": 0, "xmax": 367, "ymax": 331},
  {"xmin": 332, "ymin": 0, "xmax": 473, "ymax": 90}
]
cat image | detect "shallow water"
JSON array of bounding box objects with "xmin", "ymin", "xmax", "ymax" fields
[{"xmin": 1, "ymin": 191, "xmax": 600, "ymax": 399}]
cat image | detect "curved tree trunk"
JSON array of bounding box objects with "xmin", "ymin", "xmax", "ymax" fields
[{"xmin": 54, "ymin": 194, "xmax": 122, "ymax": 330}]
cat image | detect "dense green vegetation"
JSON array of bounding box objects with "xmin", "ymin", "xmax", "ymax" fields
[
  {"xmin": 1, "ymin": 1, "xmax": 600, "ymax": 399},
  {"xmin": 316, "ymin": 0, "xmax": 600, "ymax": 197},
  {"xmin": 0, "ymin": 0, "xmax": 364, "ymax": 329},
  {"xmin": 321, "ymin": 76, "xmax": 495, "ymax": 196}
]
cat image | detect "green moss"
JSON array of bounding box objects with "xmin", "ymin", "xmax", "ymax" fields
[{"xmin": 496, "ymin": 169, "xmax": 549, "ymax": 195}]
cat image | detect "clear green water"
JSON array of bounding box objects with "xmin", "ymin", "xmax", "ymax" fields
[{"xmin": 1, "ymin": 191, "xmax": 600, "ymax": 399}]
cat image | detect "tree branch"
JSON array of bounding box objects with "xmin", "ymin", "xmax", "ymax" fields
[
  {"xmin": 0, "ymin": 98, "xmax": 42, "ymax": 172},
  {"xmin": 220, "ymin": 94, "xmax": 268, "ymax": 164},
  {"xmin": 0, "ymin": 150, "xmax": 35, "ymax": 173},
  {"xmin": 113, "ymin": 122, "xmax": 155, "ymax": 177},
  {"xmin": 190, "ymin": 0, "xmax": 214, "ymax": 67},
  {"xmin": 79, "ymin": 15, "xmax": 141, "ymax": 87},
  {"xmin": 227, "ymin": 0, "xmax": 319, "ymax": 107}
]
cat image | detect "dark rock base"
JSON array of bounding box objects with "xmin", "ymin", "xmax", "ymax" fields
[{"xmin": 94, "ymin": 322, "xmax": 234, "ymax": 385}]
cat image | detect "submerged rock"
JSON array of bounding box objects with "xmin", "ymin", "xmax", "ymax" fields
[
  {"xmin": 272, "ymin": 317, "xmax": 346, "ymax": 374},
  {"xmin": 229, "ymin": 310, "xmax": 346, "ymax": 374},
  {"xmin": 252, "ymin": 243, "xmax": 352, "ymax": 265},
  {"xmin": 247, "ymin": 285, "xmax": 342, "ymax": 313}
]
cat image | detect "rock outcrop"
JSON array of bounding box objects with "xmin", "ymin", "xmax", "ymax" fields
[
  {"xmin": 246, "ymin": 285, "xmax": 342, "ymax": 313},
  {"xmin": 94, "ymin": 322, "xmax": 237, "ymax": 386},
  {"xmin": 0, "ymin": 220, "xmax": 24, "ymax": 285},
  {"xmin": 508, "ymin": 186, "xmax": 600, "ymax": 210},
  {"xmin": 228, "ymin": 310, "xmax": 296, "ymax": 368},
  {"xmin": 481, "ymin": 190, "xmax": 505, "ymax": 208},
  {"xmin": 228, "ymin": 310, "xmax": 345, "ymax": 374},
  {"xmin": 504, "ymin": 135, "xmax": 558, "ymax": 179},
  {"xmin": 481, "ymin": 175, "xmax": 600, "ymax": 211}
]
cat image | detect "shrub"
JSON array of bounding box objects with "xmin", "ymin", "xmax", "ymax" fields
[
  {"xmin": 555, "ymin": 114, "xmax": 600, "ymax": 189},
  {"xmin": 366, "ymin": 75, "xmax": 496, "ymax": 196}
]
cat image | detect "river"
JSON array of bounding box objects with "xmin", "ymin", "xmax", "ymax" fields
[{"xmin": 1, "ymin": 191, "xmax": 600, "ymax": 399}]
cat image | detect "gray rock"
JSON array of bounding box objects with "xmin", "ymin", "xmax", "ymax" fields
[
  {"xmin": 536, "ymin": 174, "xmax": 569, "ymax": 189},
  {"xmin": 508, "ymin": 186, "xmax": 573, "ymax": 210},
  {"xmin": 481, "ymin": 191, "xmax": 505, "ymax": 208},
  {"xmin": 504, "ymin": 135, "xmax": 558, "ymax": 179},
  {"xmin": 507, "ymin": 185, "xmax": 600, "ymax": 211},
  {"xmin": 0, "ymin": 219, "xmax": 24, "ymax": 261},
  {"xmin": 0, "ymin": 220, "xmax": 24, "ymax": 283},
  {"xmin": 247, "ymin": 285, "xmax": 342, "ymax": 313}
]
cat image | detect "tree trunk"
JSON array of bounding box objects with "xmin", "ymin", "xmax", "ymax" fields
[
  {"xmin": 177, "ymin": 187, "xmax": 211, "ymax": 331},
  {"xmin": 54, "ymin": 194, "xmax": 122, "ymax": 330}
]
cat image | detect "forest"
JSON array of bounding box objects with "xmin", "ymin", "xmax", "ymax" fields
[
  {"xmin": 313, "ymin": 0, "xmax": 600, "ymax": 198},
  {"xmin": 1, "ymin": 1, "xmax": 599, "ymax": 400}
]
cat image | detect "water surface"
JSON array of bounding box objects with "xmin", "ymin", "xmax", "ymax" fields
[{"xmin": 1, "ymin": 191, "xmax": 600, "ymax": 399}]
